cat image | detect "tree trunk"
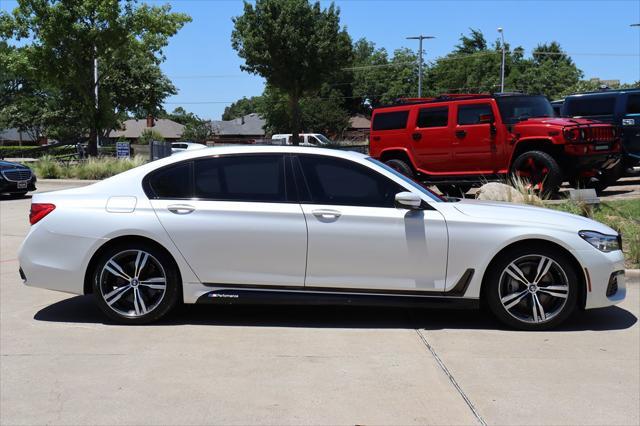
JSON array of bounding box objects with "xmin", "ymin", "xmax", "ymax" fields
[
  {"xmin": 87, "ymin": 127, "xmax": 98, "ymax": 156},
  {"xmin": 288, "ymin": 94, "xmax": 301, "ymax": 146}
]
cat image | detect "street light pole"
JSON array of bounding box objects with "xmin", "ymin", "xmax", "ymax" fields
[
  {"xmin": 406, "ymin": 35, "xmax": 435, "ymax": 98},
  {"xmin": 498, "ymin": 27, "xmax": 505, "ymax": 93},
  {"xmin": 94, "ymin": 45, "xmax": 100, "ymax": 150}
]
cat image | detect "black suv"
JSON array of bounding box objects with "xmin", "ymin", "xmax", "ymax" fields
[{"xmin": 561, "ymin": 88, "xmax": 640, "ymax": 188}]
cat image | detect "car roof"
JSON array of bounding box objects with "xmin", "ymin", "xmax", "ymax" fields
[
  {"xmin": 148, "ymin": 145, "xmax": 367, "ymax": 169},
  {"xmin": 565, "ymin": 88, "xmax": 640, "ymax": 98}
]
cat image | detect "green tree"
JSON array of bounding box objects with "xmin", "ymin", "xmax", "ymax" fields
[
  {"xmin": 510, "ymin": 42, "xmax": 582, "ymax": 99},
  {"xmin": 182, "ymin": 119, "xmax": 214, "ymax": 144},
  {"xmin": 258, "ymin": 84, "xmax": 349, "ymax": 137},
  {"xmin": 2, "ymin": 0, "xmax": 190, "ymax": 154},
  {"xmin": 222, "ymin": 96, "xmax": 263, "ymax": 120},
  {"xmin": 350, "ymin": 39, "xmax": 421, "ymax": 113},
  {"xmin": 231, "ymin": 0, "xmax": 352, "ymax": 144}
]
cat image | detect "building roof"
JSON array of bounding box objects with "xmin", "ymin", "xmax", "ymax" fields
[
  {"xmin": 109, "ymin": 119, "xmax": 185, "ymax": 139},
  {"xmin": 349, "ymin": 114, "xmax": 371, "ymax": 129},
  {"xmin": 0, "ymin": 128, "xmax": 37, "ymax": 142},
  {"xmin": 210, "ymin": 113, "xmax": 265, "ymax": 136}
]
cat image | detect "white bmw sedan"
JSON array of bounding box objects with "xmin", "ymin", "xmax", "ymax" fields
[{"xmin": 19, "ymin": 146, "xmax": 626, "ymax": 330}]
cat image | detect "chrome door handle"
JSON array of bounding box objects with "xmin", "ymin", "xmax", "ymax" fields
[
  {"xmin": 312, "ymin": 209, "xmax": 341, "ymax": 219},
  {"xmin": 167, "ymin": 204, "xmax": 195, "ymax": 215}
]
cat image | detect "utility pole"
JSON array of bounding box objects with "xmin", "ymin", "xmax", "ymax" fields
[
  {"xmin": 94, "ymin": 45, "xmax": 100, "ymax": 150},
  {"xmin": 406, "ymin": 35, "xmax": 435, "ymax": 98},
  {"xmin": 497, "ymin": 27, "xmax": 506, "ymax": 93}
]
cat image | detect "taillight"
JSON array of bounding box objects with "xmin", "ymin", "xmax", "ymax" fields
[{"xmin": 29, "ymin": 203, "xmax": 55, "ymax": 225}]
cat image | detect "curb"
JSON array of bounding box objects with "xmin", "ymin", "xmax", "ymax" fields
[
  {"xmin": 626, "ymin": 269, "xmax": 639, "ymax": 283},
  {"xmin": 38, "ymin": 179, "xmax": 99, "ymax": 185}
]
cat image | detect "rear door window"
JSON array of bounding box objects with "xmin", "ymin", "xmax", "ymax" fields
[
  {"xmin": 372, "ymin": 111, "xmax": 410, "ymax": 131},
  {"xmin": 194, "ymin": 154, "xmax": 286, "ymax": 202},
  {"xmin": 457, "ymin": 104, "xmax": 493, "ymax": 125},
  {"xmin": 417, "ymin": 107, "xmax": 449, "ymax": 128},
  {"xmin": 565, "ymin": 96, "xmax": 616, "ymax": 117}
]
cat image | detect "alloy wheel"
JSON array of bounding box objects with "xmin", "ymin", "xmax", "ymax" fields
[
  {"xmin": 99, "ymin": 250, "xmax": 167, "ymax": 318},
  {"xmin": 498, "ymin": 254, "xmax": 570, "ymax": 324},
  {"xmin": 515, "ymin": 156, "xmax": 549, "ymax": 191}
]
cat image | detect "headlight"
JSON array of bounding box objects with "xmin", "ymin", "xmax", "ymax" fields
[{"xmin": 579, "ymin": 230, "xmax": 621, "ymax": 252}]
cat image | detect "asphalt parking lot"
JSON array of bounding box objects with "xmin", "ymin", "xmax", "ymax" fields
[{"xmin": 1, "ymin": 181, "xmax": 639, "ymax": 425}]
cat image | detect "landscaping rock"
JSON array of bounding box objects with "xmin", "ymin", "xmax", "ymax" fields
[{"xmin": 476, "ymin": 182, "xmax": 543, "ymax": 205}]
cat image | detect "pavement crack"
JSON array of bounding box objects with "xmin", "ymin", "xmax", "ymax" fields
[{"xmin": 415, "ymin": 329, "xmax": 487, "ymax": 426}]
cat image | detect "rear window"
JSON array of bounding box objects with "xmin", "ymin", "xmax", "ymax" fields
[
  {"xmin": 372, "ymin": 111, "xmax": 409, "ymax": 131},
  {"xmin": 565, "ymin": 96, "xmax": 616, "ymax": 117},
  {"xmin": 626, "ymin": 94, "xmax": 640, "ymax": 114},
  {"xmin": 417, "ymin": 107, "xmax": 448, "ymax": 128}
]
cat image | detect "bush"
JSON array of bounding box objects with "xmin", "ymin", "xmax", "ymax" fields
[
  {"xmin": 32, "ymin": 155, "xmax": 68, "ymax": 178},
  {"xmin": 549, "ymin": 199, "xmax": 640, "ymax": 268},
  {"xmin": 33, "ymin": 156, "xmax": 146, "ymax": 180},
  {"xmin": 137, "ymin": 129, "xmax": 164, "ymax": 145}
]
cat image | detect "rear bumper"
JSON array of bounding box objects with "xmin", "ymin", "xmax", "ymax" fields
[{"xmin": 18, "ymin": 224, "xmax": 104, "ymax": 295}]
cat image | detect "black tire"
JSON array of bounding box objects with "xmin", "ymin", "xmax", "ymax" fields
[
  {"xmin": 385, "ymin": 158, "xmax": 414, "ymax": 178},
  {"xmin": 484, "ymin": 243, "xmax": 579, "ymax": 331},
  {"xmin": 92, "ymin": 242, "xmax": 180, "ymax": 324},
  {"xmin": 437, "ymin": 184, "xmax": 471, "ymax": 197},
  {"xmin": 511, "ymin": 150, "xmax": 562, "ymax": 197}
]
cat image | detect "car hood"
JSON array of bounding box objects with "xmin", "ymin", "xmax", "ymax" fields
[
  {"xmin": 0, "ymin": 160, "xmax": 29, "ymax": 171},
  {"xmin": 512, "ymin": 117, "xmax": 609, "ymax": 129},
  {"xmin": 452, "ymin": 199, "xmax": 616, "ymax": 235}
]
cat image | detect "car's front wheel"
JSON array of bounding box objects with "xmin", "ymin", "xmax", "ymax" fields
[
  {"xmin": 92, "ymin": 242, "xmax": 180, "ymax": 324},
  {"xmin": 485, "ymin": 244, "xmax": 579, "ymax": 330}
]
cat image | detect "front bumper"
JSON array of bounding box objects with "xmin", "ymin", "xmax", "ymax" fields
[
  {"xmin": 572, "ymin": 248, "xmax": 626, "ymax": 309},
  {"xmin": 0, "ymin": 177, "xmax": 37, "ymax": 194}
]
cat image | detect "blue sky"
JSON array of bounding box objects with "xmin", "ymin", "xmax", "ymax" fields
[{"xmin": 3, "ymin": 0, "xmax": 640, "ymax": 119}]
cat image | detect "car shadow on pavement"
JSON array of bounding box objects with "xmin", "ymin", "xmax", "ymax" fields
[
  {"xmin": 0, "ymin": 194, "xmax": 31, "ymax": 201},
  {"xmin": 34, "ymin": 295, "xmax": 638, "ymax": 332}
]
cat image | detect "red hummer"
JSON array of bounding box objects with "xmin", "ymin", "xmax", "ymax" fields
[{"xmin": 369, "ymin": 93, "xmax": 621, "ymax": 195}]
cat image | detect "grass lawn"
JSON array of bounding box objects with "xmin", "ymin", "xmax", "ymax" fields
[{"xmin": 547, "ymin": 199, "xmax": 640, "ymax": 269}]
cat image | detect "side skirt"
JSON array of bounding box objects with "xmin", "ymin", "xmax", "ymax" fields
[{"xmin": 196, "ymin": 269, "xmax": 477, "ymax": 310}]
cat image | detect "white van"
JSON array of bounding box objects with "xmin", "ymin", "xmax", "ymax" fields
[{"xmin": 271, "ymin": 133, "xmax": 333, "ymax": 146}]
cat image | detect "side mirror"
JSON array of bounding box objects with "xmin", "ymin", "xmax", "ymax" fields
[{"xmin": 395, "ymin": 192, "xmax": 422, "ymax": 209}]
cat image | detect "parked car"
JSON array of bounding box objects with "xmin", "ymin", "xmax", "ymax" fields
[
  {"xmin": 171, "ymin": 142, "xmax": 207, "ymax": 154},
  {"xmin": 271, "ymin": 133, "xmax": 333, "ymax": 146},
  {"xmin": 0, "ymin": 160, "xmax": 37, "ymax": 197},
  {"xmin": 550, "ymin": 100, "xmax": 564, "ymax": 117},
  {"xmin": 369, "ymin": 93, "xmax": 622, "ymax": 196},
  {"xmin": 560, "ymin": 88, "xmax": 640, "ymax": 189},
  {"xmin": 19, "ymin": 146, "xmax": 626, "ymax": 330}
]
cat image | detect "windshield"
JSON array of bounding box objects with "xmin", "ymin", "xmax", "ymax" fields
[
  {"xmin": 496, "ymin": 95, "xmax": 554, "ymax": 124},
  {"xmin": 314, "ymin": 134, "xmax": 333, "ymax": 145},
  {"xmin": 366, "ymin": 158, "xmax": 443, "ymax": 202}
]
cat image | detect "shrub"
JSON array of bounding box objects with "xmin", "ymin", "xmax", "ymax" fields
[
  {"xmin": 137, "ymin": 129, "xmax": 164, "ymax": 145},
  {"xmin": 32, "ymin": 155, "xmax": 67, "ymax": 178},
  {"xmin": 33, "ymin": 156, "xmax": 146, "ymax": 180}
]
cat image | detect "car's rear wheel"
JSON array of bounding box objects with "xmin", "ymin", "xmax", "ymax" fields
[
  {"xmin": 384, "ymin": 158, "xmax": 414, "ymax": 178},
  {"xmin": 92, "ymin": 242, "xmax": 180, "ymax": 324},
  {"xmin": 511, "ymin": 151, "xmax": 562, "ymax": 197},
  {"xmin": 485, "ymin": 244, "xmax": 578, "ymax": 330}
]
